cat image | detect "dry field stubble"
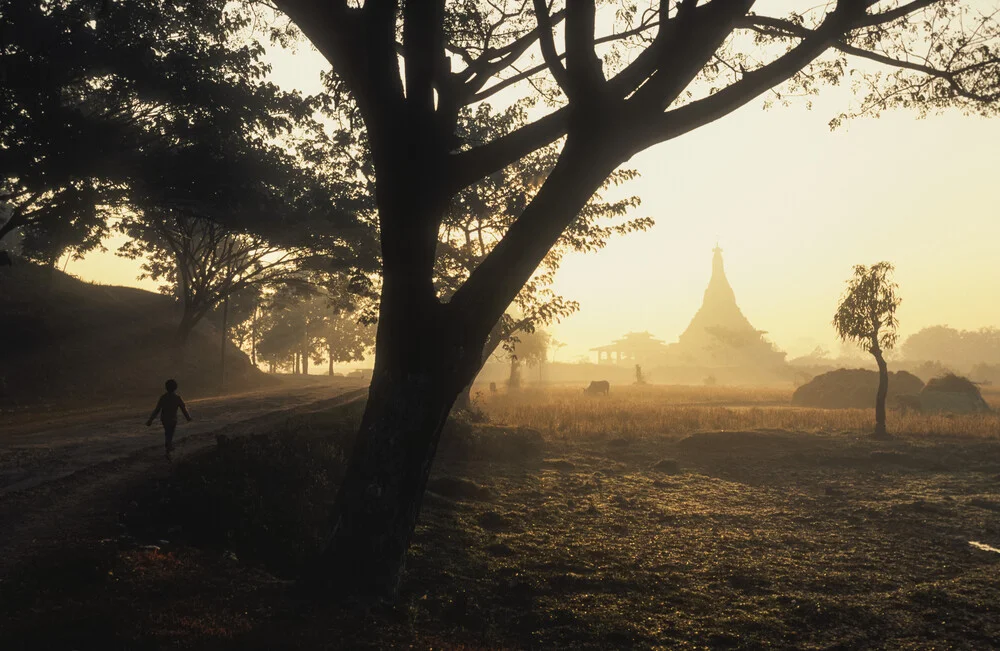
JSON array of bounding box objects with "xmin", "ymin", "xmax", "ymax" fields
[
  {"xmin": 4, "ymin": 386, "xmax": 1000, "ymax": 649},
  {"xmin": 479, "ymin": 385, "xmax": 1000, "ymax": 439}
]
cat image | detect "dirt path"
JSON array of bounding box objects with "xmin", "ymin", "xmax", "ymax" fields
[
  {"xmin": 0, "ymin": 384, "xmax": 366, "ymax": 581},
  {"xmin": 0, "ymin": 380, "xmax": 364, "ymax": 495}
]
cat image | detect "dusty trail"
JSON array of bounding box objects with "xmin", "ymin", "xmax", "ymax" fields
[
  {"xmin": 0, "ymin": 382, "xmax": 366, "ymax": 580},
  {"xmin": 0, "ymin": 381, "xmax": 363, "ymax": 495}
]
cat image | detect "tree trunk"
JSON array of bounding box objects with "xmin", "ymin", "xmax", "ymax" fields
[
  {"xmin": 873, "ymin": 347, "xmax": 890, "ymax": 439},
  {"xmin": 454, "ymin": 384, "xmax": 473, "ymax": 411},
  {"xmin": 454, "ymin": 320, "xmax": 505, "ymax": 411},
  {"xmin": 175, "ymin": 308, "xmax": 197, "ymax": 347},
  {"xmin": 508, "ymin": 357, "xmax": 521, "ymax": 389},
  {"xmin": 250, "ymin": 306, "xmax": 258, "ymax": 367},
  {"xmin": 311, "ymin": 130, "xmax": 619, "ymax": 602},
  {"xmin": 314, "ymin": 341, "xmax": 473, "ymax": 600},
  {"xmin": 219, "ymin": 296, "xmax": 229, "ymax": 388},
  {"xmin": 328, "ymin": 345, "xmax": 334, "ymax": 376}
]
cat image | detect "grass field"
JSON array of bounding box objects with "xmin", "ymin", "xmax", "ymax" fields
[
  {"xmin": 3, "ymin": 386, "xmax": 999, "ymax": 649},
  {"xmin": 479, "ymin": 385, "xmax": 1000, "ymax": 439}
]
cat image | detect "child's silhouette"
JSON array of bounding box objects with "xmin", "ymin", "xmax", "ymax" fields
[{"xmin": 146, "ymin": 379, "xmax": 192, "ymax": 459}]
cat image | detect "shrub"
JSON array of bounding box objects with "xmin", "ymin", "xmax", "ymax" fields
[{"xmin": 141, "ymin": 429, "xmax": 348, "ymax": 576}]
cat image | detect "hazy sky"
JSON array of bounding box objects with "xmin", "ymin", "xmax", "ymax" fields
[{"xmin": 71, "ymin": 12, "xmax": 1000, "ymax": 365}]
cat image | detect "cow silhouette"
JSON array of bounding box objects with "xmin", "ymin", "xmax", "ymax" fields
[{"xmin": 584, "ymin": 380, "xmax": 610, "ymax": 396}]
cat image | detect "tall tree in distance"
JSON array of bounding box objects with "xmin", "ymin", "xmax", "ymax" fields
[
  {"xmin": 506, "ymin": 328, "xmax": 551, "ymax": 389},
  {"xmin": 319, "ymin": 309, "xmax": 375, "ymax": 376},
  {"xmin": 118, "ymin": 214, "xmax": 310, "ymax": 345},
  {"xmin": 255, "ymin": 287, "xmax": 374, "ymax": 375},
  {"xmin": 833, "ymin": 262, "xmax": 902, "ymax": 440},
  {"xmin": 262, "ymin": 0, "xmax": 1000, "ymax": 599}
]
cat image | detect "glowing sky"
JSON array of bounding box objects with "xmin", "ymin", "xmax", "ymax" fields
[{"xmin": 71, "ymin": 15, "xmax": 1000, "ymax": 365}]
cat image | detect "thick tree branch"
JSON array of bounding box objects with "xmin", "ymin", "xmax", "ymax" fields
[
  {"xmin": 448, "ymin": 135, "xmax": 622, "ymax": 342},
  {"xmin": 446, "ymin": 108, "xmax": 568, "ymax": 195},
  {"xmin": 628, "ymin": 1, "xmax": 864, "ymax": 154},
  {"xmin": 564, "ymin": 0, "xmax": 604, "ymax": 98},
  {"xmin": 531, "ymin": 0, "xmax": 571, "ymax": 95},
  {"xmin": 853, "ymin": 0, "xmax": 938, "ymax": 29},
  {"xmin": 628, "ymin": 0, "xmax": 757, "ymax": 113},
  {"xmin": 403, "ymin": 0, "xmax": 445, "ymax": 111}
]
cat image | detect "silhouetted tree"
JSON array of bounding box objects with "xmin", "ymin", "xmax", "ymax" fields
[
  {"xmin": 263, "ymin": 0, "xmax": 1000, "ymax": 598},
  {"xmin": 319, "ymin": 310, "xmax": 375, "ymax": 376},
  {"xmin": 833, "ymin": 262, "xmax": 901, "ymax": 439},
  {"xmin": 119, "ymin": 214, "xmax": 310, "ymax": 345},
  {"xmin": 0, "ymin": 0, "xmax": 321, "ymax": 264},
  {"xmin": 506, "ymin": 328, "xmax": 550, "ymax": 389}
]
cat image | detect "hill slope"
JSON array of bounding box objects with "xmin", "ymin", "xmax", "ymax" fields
[{"xmin": 0, "ymin": 261, "xmax": 270, "ymax": 406}]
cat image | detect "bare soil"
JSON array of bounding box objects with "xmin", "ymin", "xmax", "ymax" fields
[
  {"xmin": 0, "ymin": 381, "xmax": 365, "ymax": 581},
  {"xmin": 0, "ymin": 378, "xmax": 363, "ymax": 495}
]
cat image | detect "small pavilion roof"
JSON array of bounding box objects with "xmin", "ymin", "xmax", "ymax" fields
[{"xmin": 590, "ymin": 331, "xmax": 667, "ymax": 351}]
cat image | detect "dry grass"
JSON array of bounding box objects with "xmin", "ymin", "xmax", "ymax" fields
[
  {"xmin": 480, "ymin": 385, "xmax": 1000, "ymax": 439},
  {"xmin": 5, "ymin": 395, "xmax": 1000, "ymax": 649}
]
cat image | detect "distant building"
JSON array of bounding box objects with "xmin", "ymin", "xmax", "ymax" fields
[
  {"xmin": 588, "ymin": 246, "xmax": 788, "ymax": 383},
  {"xmin": 666, "ymin": 245, "xmax": 786, "ymax": 368},
  {"xmin": 591, "ymin": 331, "xmax": 668, "ymax": 366}
]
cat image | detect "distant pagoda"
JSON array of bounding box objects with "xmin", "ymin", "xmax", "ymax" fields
[
  {"xmin": 667, "ymin": 245, "xmax": 786, "ymax": 368},
  {"xmin": 586, "ymin": 246, "xmax": 787, "ymax": 381}
]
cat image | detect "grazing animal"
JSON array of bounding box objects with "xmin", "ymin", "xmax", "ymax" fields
[
  {"xmin": 0, "ymin": 251, "xmax": 11, "ymax": 267},
  {"xmin": 584, "ymin": 380, "xmax": 610, "ymax": 396},
  {"xmin": 489, "ymin": 381, "xmax": 497, "ymax": 394}
]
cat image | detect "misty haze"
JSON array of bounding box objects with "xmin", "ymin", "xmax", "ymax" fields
[{"xmin": 2, "ymin": 1, "xmax": 1000, "ymax": 649}]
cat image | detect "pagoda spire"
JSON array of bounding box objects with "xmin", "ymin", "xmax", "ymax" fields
[{"xmin": 712, "ymin": 243, "xmax": 725, "ymax": 280}]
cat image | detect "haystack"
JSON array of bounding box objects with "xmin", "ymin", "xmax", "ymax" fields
[
  {"xmin": 919, "ymin": 374, "xmax": 991, "ymax": 413},
  {"xmin": 791, "ymin": 368, "xmax": 924, "ymax": 409}
]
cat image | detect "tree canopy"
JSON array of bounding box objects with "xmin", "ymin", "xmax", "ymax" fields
[
  {"xmin": 0, "ymin": 0, "xmax": 352, "ymax": 262},
  {"xmin": 833, "ymin": 261, "xmax": 901, "ymax": 354}
]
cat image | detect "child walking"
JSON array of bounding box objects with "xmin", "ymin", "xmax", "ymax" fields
[{"xmin": 146, "ymin": 379, "xmax": 192, "ymax": 459}]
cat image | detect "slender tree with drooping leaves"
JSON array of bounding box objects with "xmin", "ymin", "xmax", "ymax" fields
[
  {"xmin": 254, "ymin": 0, "xmax": 1000, "ymax": 599},
  {"xmin": 833, "ymin": 261, "xmax": 902, "ymax": 440}
]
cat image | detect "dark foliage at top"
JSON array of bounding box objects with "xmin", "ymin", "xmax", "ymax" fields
[{"xmin": 0, "ymin": 0, "xmax": 370, "ymax": 263}]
